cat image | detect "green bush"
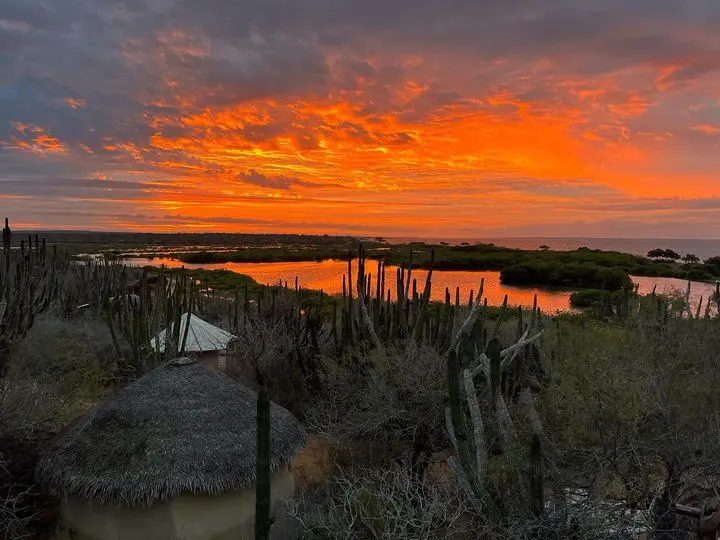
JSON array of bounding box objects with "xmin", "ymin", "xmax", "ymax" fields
[
  {"xmin": 501, "ymin": 261, "xmax": 632, "ymax": 290},
  {"xmin": 542, "ymin": 304, "xmax": 720, "ymax": 522},
  {"xmin": 569, "ymin": 290, "xmax": 608, "ymax": 308},
  {"xmin": 686, "ymin": 268, "xmax": 714, "ymax": 282}
]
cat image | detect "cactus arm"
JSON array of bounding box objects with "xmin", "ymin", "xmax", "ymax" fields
[
  {"xmin": 404, "ymin": 250, "xmax": 413, "ymax": 304},
  {"xmin": 445, "ymin": 406, "xmax": 459, "ymax": 455},
  {"xmin": 470, "ymin": 352, "xmax": 490, "ymax": 380},
  {"xmin": 500, "ymin": 326, "xmax": 531, "ymax": 371},
  {"xmin": 463, "ymin": 368, "xmax": 487, "ymax": 485},
  {"xmin": 356, "ymin": 245, "xmax": 385, "ymax": 356},
  {"xmin": 447, "ymin": 348, "xmax": 472, "ymax": 471},
  {"xmin": 520, "ymin": 388, "xmax": 544, "ymax": 436},
  {"xmin": 408, "ymin": 250, "xmax": 434, "ymax": 345},
  {"xmin": 488, "ymin": 338, "xmax": 502, "ymax": 404},
  {"xmin": 499, "ymin": 330, "xmax": 545, "ymax": 370},
  {"xmin": 529, "ymin": 433, "xmax": 544, "ymax": 517},
  {"xmin": 359, "ymin": 295, "xmax": 384, "ymax": 354},
  {"xmin": 494, "ymin": 391, "xmax": 518, "ymax": 452},
  {"xmin": 449, "ymin": 279, "xmax": 484, "ymax": 352}
]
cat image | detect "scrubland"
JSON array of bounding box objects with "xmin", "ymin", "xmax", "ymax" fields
[{"xmin": 1, "ymin": 238, "xmax": 719, "ymax": 539}]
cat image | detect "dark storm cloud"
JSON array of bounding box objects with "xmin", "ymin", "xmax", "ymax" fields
[
  {"xmin": 0, "ymin": 0, "xmax": 331, "ymax": 157},
  {"xmin": 123, "ymin": 29, "xmax": 330, "ymax": 108}
]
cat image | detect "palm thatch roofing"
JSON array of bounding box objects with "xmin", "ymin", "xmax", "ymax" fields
[
  {"xmin": 35, "ymin": 358, "xmax": 307, "ymax": 507},
  {"xmin": 151, "ymin": 312, "xmax": 236, "ymax": 353}
]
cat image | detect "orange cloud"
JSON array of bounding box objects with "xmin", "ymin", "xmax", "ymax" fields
[
  {"xmin": 607, "ymin": 92, "xmax": 652, "ymax": 118},
  {"xmin": 64, "ymin": 98, "xmax": 86, "ymax": 109},
  {"xmin": 80, "ymin": 50, "xmax": 716, "ymax": 234},
  {"xmin": 146, "ymin": 89, "xmax": 592, "ymax": 197},
  {"xmin": 691, "ymin": 124, "xmax": 720, "ymax": 135},
  {"xmin": 10, "ymin": 123, "xmax": 65, "ymax": 155}
]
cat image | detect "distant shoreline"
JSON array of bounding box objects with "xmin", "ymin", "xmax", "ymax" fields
[
  {"xmin": 384, "ymin": 237, "xmax": 720, "ymax": 260},
  {"xmin": 9, "ymin": 230, "xmax": 720, "ymax": 258}
]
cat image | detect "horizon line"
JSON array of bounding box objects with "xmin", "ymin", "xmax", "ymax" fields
[{"xmin": 6, "ymin": 228, "xmax": 720, "ymax": 243}]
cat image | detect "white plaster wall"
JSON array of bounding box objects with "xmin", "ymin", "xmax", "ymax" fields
[{"xmin": 56, "ymin": 468, "xmax": 294, "ymax": 540}]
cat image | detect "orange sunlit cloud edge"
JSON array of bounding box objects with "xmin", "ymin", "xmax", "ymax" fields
[{"xmin": 1, "ymin": 1, "xmax": 720, "ymax": 238}]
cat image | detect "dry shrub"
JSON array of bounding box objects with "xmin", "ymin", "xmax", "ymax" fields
[
  {"xmin": 306, "ymin": 344, "xmax": 448, "ymax": 466},
  {"xmin": 227, "ymin": 307, "xmax": 327, "ymax": 414},
  {"xmin": 288, "ymin": 467, "xmax": 641, "ymax": 540},
  {"xmin": 0, "ymin": 434, "xmax": 58, "ymax": 540},
  {"xmin": 289, "ymin": 466, "xmax": 477, "ymax": 540}
]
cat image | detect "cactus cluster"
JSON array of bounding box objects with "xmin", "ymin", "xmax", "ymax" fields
[
  {"xmin": 0, "ymin": 218, "xmax": 67, "ymax": 374},
  {"xmin": 333, "ymin": 244, "xmax": 485, "ymax": 354},
  {"xmin": 320, "ymin": 243, "xmax": 550, "ymax": 519},
  {"xmin": 63, "ymin": 260, "xmax": 198, "ymax": 375},
  {"xmin": 444, "ymin": 288, "xmax": 546, "ymax": 520}
]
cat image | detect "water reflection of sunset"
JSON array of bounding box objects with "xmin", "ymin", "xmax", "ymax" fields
[
  {"xmin": 129, "ymin": 258, "xmax": 716, "ymax": 313},
  {"xmin": 128, "ymin": 258, "xmax": 569, "ymax": 312}
]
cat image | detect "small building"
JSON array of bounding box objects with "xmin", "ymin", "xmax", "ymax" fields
[
  {"xmin": 151, "ymin": 313, "xmax": 236, "ymax": 371},
  {"xmin": 36, "ymin": 357, "xmax": 307, "ymax": 540}
]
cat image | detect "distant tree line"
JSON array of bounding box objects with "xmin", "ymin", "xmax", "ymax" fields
[{"xmin": 648, "ymin": 248, "xmax": 720, "ymax": 266}]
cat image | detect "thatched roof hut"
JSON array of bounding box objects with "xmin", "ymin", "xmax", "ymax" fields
[{"xmin": 36, "ymin": 358, "xmax": 307, "ymax": 540}]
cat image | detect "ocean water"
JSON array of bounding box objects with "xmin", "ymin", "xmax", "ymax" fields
[{"xmin": 386, "ymin": 237, "xmax": 720, "ymax": 261}]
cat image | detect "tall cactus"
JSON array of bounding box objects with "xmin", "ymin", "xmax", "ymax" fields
[
  {"xmin": 255, "ymin": 386, "xmax": 271, "ymax": 540},
  {"xmin": 2, "ymin": 217, "xmax": 11, "ymax": 303},
  {"xmin": 338, "ymin": 244, "xmax": 439, "ymax": 351}
]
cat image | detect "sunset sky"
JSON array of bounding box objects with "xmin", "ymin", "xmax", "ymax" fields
[{"xmin": 1, "ymin": 1, "xmax": 720, "ymax": 237}]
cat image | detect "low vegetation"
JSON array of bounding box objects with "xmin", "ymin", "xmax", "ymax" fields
[
  {"xmin": 2, "ymin": 222, "xmax": 720, "ymax": 538},
  {"xmin": 139, "ymin": 239, "xmax": 720, "ymax": 289},
  {"xmin": 500, "ymin": 261, "xmax": 632, "ymax": 290},
  {"xmin": 569, "ymin": 289, "xmax": 635, "ymax": 309}
]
